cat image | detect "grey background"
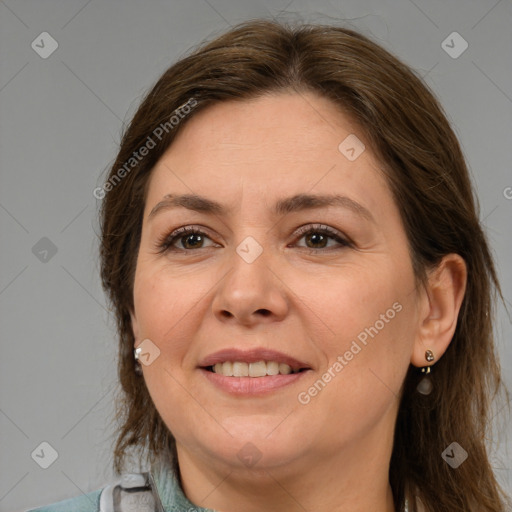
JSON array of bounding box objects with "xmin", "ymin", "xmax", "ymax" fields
[{"xmin": 0, "ymin": 1, "xmax": 510, "ymax": 510}]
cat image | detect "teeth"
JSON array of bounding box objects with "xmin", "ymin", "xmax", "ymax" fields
[
  {"xmin": 222, "ymin": 361, "xmax": 233, "ymax": 376},
  {"xmin": 233, "ymin": 362, "xmax": 249, "ymax": 377},
  {"xmin": 210, "ymin": 361, "xmax": 302, "ymax": 377},
  {"xmin": 249, "ymin": 361, "xmax": 267, "ymax": 377},
  {"xmin": 279, "ymin": 363, "xmax": 292, "ymax": 375},
  {"xmin": 266, "ymin": 361, "xmax": 279, "ymax": 376}
]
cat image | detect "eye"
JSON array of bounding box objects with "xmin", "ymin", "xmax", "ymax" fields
[
  {"xmin": 292, "ymin": 224, "xmax": 352, "ymax": 251},
  {"xmin": 155, "ymin": 223, "xmax": 352, "ymax": 254},
  {"xmin": 155, "ymin": 226, "xmax": 217, "ymax": 253}
]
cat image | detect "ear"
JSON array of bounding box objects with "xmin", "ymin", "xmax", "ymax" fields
[{"xmin": 411, "ymin": 254, "xmax": 467, "ymax": 369}]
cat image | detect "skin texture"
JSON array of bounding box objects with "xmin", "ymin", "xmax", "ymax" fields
[{"xmin": 130, "ymin": 92, "xmax": 467, "ymax": 512}]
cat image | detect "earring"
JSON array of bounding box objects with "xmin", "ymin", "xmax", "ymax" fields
[
  {"xmin": 134, "ymin": 347, "xmax": 143, "ymax": 376},
  {"xmin": 417, "ymin": 349, "xmax": 434, "ymax": 395},
  {"xmin": 421, "ymin": 349, "xmax": 435, "ymax": 373}
]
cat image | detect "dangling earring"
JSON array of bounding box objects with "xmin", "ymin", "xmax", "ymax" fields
[
  {"xmin": 417, "ymin": 349, "xmax": 435, "ymax": 395},
  {"xmin": 134, "ymin": 347, "xmax": 143, "ymax": 376}
]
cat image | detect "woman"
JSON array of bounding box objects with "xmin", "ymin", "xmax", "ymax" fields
[{"xmin": 29, "ymin": 18, "xmax": 510, "ymax": 512}]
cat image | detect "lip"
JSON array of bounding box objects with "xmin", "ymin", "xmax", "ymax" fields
[
  {"xmin": 200, "ymin": 368, "xmax": 311, "ymax": 395},
  {"xmin": 198, "ymin": 348, "xmax": 311, "ymax": 372}
]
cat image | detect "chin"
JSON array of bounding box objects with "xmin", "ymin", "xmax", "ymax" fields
[
  {"xmin": 211, "ymin": 427, "xmax": 310, "ymax": 470},
  {"xmin": 210, "ymin": 443, "xmax": 305, "ymax": 474},
  {"xmin": 175, "ymin": 419, "xmax": 307, "ymax": 469}
]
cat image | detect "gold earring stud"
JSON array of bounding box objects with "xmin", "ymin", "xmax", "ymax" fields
[{"xmin": 421, "ymin": 350, "xmax": 435, "ymax": 374}]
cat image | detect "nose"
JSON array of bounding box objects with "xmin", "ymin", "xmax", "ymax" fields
[{"xmin": 212, "ymin": 244, "xmax": 289, "ymax": 327}]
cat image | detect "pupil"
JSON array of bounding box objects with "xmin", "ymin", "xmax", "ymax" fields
[
  {"xmin": 307, "ymin": 233, "xmax": 326, "ymax": 248},
  {"xmin": 184, "ymin": 234, "xmax": 202, "ymax": 249}
]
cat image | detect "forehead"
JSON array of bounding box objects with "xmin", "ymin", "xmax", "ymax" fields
[
  {"xmin": 169, "ymin": 92, "xmax": 363, "ymax": 158},
  {"xmin": 144, "ymin": 92, "xmax": 392, "ymax": 220}
]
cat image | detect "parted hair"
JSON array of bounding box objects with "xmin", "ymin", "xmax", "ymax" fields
[{"xmin": 98, "ymin": 19, "xmax": 510, "ymax": 512}]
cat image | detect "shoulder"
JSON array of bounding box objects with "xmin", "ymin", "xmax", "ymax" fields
[{"xmin": 26, "ymin": 488, "xmax": 102, "ymax": 512}]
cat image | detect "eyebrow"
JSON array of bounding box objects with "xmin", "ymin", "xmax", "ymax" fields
[{"xmin": 148, "ymin": 193, "xmax": 375, "ymax": 223}]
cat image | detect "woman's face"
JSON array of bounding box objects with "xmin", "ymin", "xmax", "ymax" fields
[{"xmin": 131, "ymin": 92, "xmax": 422, "ymax": 474}]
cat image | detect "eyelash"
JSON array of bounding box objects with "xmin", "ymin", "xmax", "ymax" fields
[{"xmin": 154, "ymin": 224, "xmax": 352, "ymax": 254}]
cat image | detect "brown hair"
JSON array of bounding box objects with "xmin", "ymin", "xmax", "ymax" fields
[{"xmin": 98, "ymin": 19, "xmax": 510, "ymax": 511}]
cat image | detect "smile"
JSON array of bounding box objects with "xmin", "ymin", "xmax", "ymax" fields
[{"xmin": 206, "ymin": 361, "xmax": 307, "ymax": 377}]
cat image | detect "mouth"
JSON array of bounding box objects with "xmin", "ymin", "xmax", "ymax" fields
[
  {"xmin": 198, "ymin": 348, "xmax": 312, "ymax": 394},
  {"xmin": 202, "ymin": 361, "xmax": 309, "ymax": 377}
]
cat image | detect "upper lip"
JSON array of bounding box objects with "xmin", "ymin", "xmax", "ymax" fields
[{"xmin": 198, "ymin": 348, "xmax": 312, "ymax": 371}]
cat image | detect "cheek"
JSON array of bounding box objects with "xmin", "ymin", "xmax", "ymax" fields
[
  {"xmin": 296, "ymin": 261, "xmax": 414, "ymax": 407},
  {"xmin": 295, "ymin": 298, "xmax": 413, "ymax": 451},
  {"xmin": 132, "ymin": 266, "xmax": 211, "ymax": 440},
  {"xmin": 132, "ymin": 262, "xmax": 225, "ymax": 390},
  {"xmin": 306, "ymin": 262, "xmax": 410, "ymax": 349},
  {"xmin": 133, "ymin": 263, "xmax": 203, "ymax": 340}
]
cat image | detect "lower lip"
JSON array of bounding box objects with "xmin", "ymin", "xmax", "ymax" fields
[{"xmin": 199, "ymin": 368, "xmax": 310, "ymax": 395}]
